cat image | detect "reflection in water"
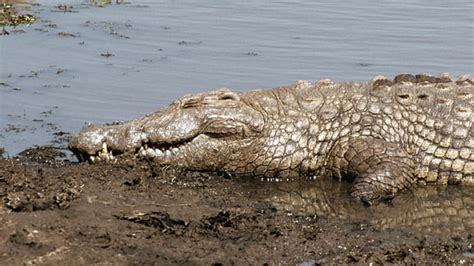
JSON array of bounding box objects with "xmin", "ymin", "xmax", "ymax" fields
[{"xmin": 245, "ymin": 178, "xmax": 474, "ymax": 235}]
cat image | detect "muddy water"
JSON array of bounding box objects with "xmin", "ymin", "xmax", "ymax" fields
[
  {"xmin": 1, "ymin": 0, "xmax": 473, "ymax": 155},
  {"xmin": 242, "ymin": 178, "xmax": 474, "ymax": 235}
]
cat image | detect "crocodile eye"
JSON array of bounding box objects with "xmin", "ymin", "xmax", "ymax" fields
[{"xmin": 219, "ymin": 92, "xmax": 240, "ymax": 101}]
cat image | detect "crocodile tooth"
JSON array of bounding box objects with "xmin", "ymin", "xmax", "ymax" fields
[
  {"xmin": 89, "ymin": 156, "xmax": 96, "ymax": 163},
  {"xmin": 154, "ymin": 149, "xmax": 163, "ymax": 156},
  {"xmin": 165, "ymin": 150, "xmax": 171, "ymax": 158},
  {"xmin": 171, "ymin": 147, "xmax": 179, "ymax": 154},
  {"xmin": 139, "ymin": 148, "xmax": 147, "ymax": 157},
  {"xmin": 102, "ymin": 142, "xmax": 108, "ymax": 154},
  {"xmin": 146, "ymin": 148, "xmax": 155, "ymax": 157}
]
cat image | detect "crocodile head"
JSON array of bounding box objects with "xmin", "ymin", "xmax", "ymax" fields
[{"xmin": 68, "ymin": 88, "xmax": 265, "ymax": 171}]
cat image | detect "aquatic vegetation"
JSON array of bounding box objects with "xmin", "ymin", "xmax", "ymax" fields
[
  {"xmin": 0, "ymin": 3, "xmax": 36, "ymax": 27},
  {"xmin": 89, "ymin": 0, "xmax": 125, "ymax": 7}
]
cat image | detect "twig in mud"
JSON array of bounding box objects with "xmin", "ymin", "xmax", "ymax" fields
[{"xmin": 155, "ymin": 203, "xmax": 192, "ymax": 207}]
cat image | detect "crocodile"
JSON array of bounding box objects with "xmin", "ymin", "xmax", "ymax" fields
[{"xmin": 69, "ymin": 73, "xmax": 474, "ymax": 204}]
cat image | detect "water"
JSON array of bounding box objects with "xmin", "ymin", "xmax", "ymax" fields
[
  {"xmin": 0, "ymin": 0, "xmax": 473, "ymax": 154},
  {"xmin": 244, "ymin": 178, "xmax": 474, "ymax": 235}
]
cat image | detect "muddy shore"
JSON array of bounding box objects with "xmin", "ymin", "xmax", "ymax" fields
[{"xmin": 0, "ymin": 146, "xmax": 472, "ymax": 264}]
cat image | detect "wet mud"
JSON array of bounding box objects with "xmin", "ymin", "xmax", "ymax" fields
[{"xmin": 0, "ymin": 146, "xmax": 473, "ymax": 264}]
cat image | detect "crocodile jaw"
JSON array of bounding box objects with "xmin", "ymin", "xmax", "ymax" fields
[
  {"xmin": 70, "ymin": 132, "xmax": 218, "ymax": 165},
  {"xmin": 68, "ymin": 88, "xmax": 265, "ymax": 167}
]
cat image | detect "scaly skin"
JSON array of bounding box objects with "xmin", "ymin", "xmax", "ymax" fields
[{"xmin": 69, "ymin": 73, "xmax": 474, "ymax": 204}]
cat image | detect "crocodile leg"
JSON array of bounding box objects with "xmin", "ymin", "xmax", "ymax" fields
[{"xmin": 329, "ymin": 137, "xmax": 416, "ymax": 205}]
